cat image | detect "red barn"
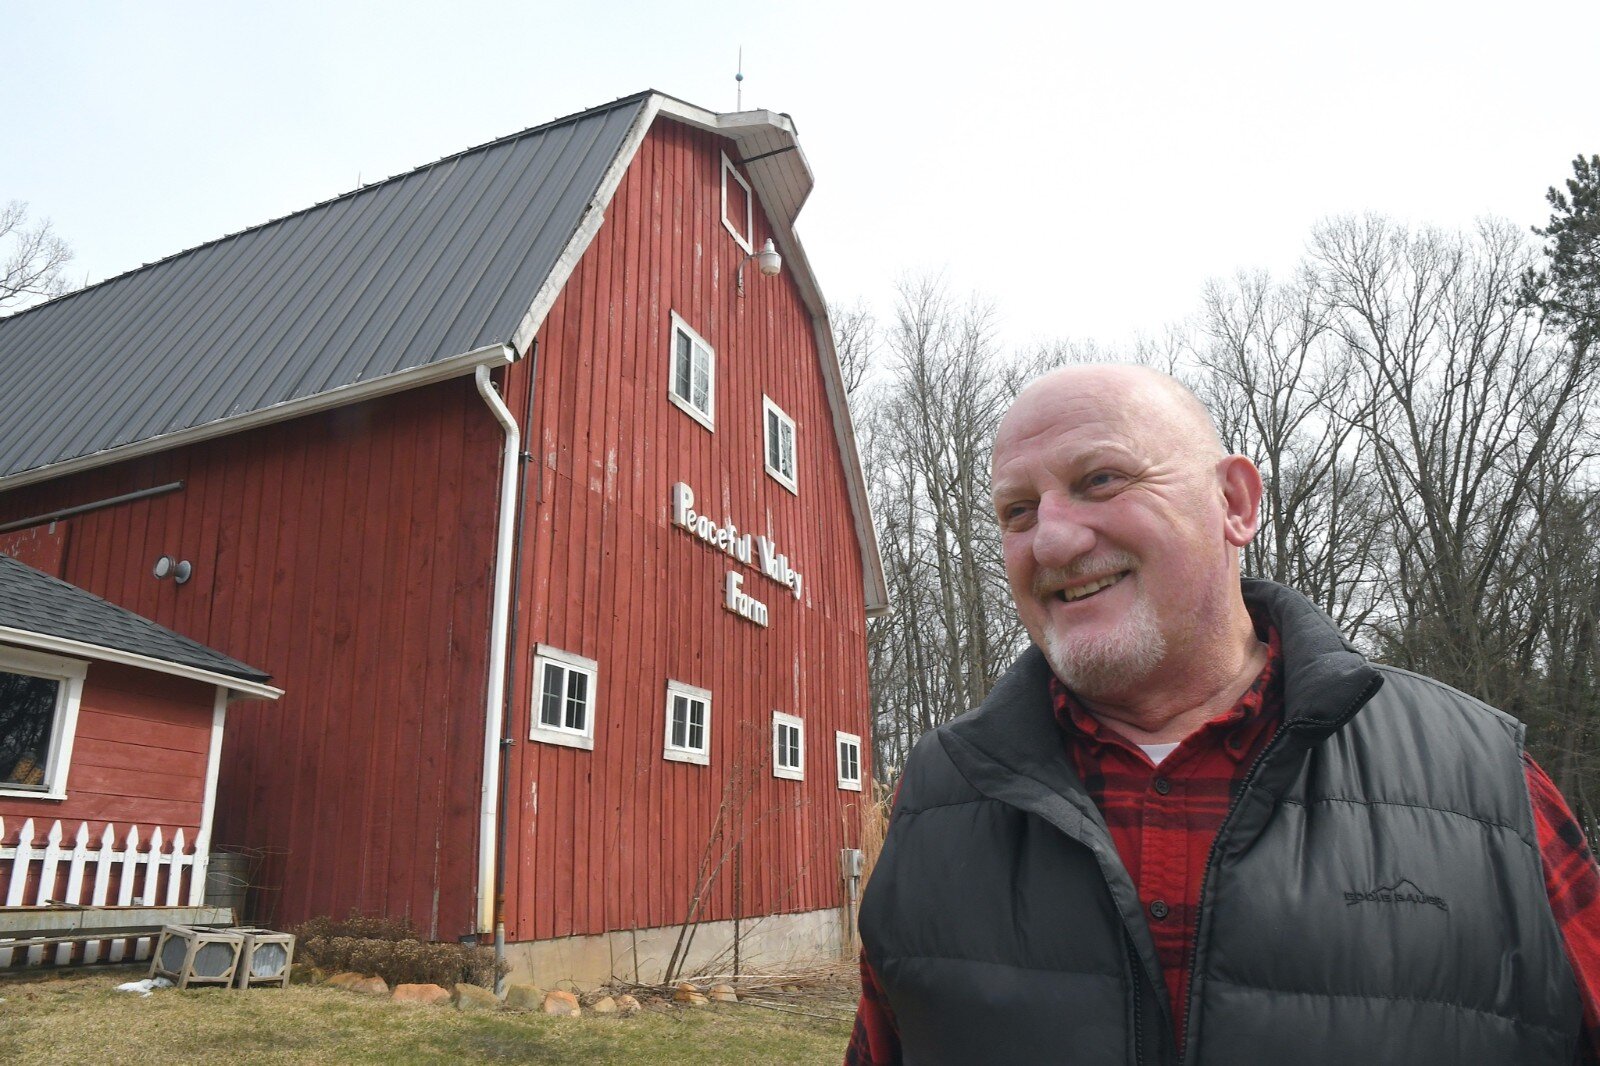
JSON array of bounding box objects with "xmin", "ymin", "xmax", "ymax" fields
[{"xmin": 0, "ymin": 91, "xmax": 886, "ymax": 983}]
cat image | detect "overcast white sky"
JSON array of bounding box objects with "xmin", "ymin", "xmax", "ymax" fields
[{"xmin": 2, "ymin": 1, "xmax": 1596, "ymax": 349}]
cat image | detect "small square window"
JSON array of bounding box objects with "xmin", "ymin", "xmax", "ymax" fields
[
  {"xmin": 836, "ymin": 731, "xmax": 863, "ymax": 792},
  {"xmin": 0, "ymin": 647, "xmax": 88, "ymax": 801},
  {"xmin": 663, "ymin": 680, "xmax": 712, "ymax": 766},
  {"xmin": 721, "ymin": 153, "xmax": 753, "ymax": 254},
  {"xmin": 530, "ymin": 645, "xmax": 597, "ymax": 751},
  {"xmin": 669, "ymin": 313, "xmax": 715, "ymax": 430},
  {"xmin": 763, "ymin": 396, "xmax": 797, "ymax": 494},
  {"xmin": 773, "ymin": 711, "xmax": 804, "ymax": 781}
]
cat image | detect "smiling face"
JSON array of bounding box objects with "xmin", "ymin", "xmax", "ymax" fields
[{"xmin": 991, "ymin": 366, "xmax": 1261, "ymax": 701}]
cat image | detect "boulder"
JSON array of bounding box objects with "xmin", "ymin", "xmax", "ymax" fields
[
  {"xmin": 542, "ymin": 989, "xmax": 581, "ymax": 1017},
  {"xmin": 326, "ymin": 972, "xmax": 365, "ymax": 989},
  {"xmin": 351, "ymin": 976, "xmax": 390, "ymax": 996},
  {"xmin": 288, "ymin": 964, "xmax": 322, "ymax": 986},
  {"xmin": 674, "ymin": 983, "xmax": 709, "ymax": 1007},
  {"xmin": 453, "ymin": 983, "xmax": 500, "ymax": 1012},
  {"xmin": 708, "ymin": 983, "xmax": 738, "ymax": 1003},
  {"xmin": 392, "ymin": 983, "xmax": 451, "ymax": 1006},
  {"xmin": 615, "ymin": 994, "xmax": 642, "ymax": 1015},
  {"xmin": 501, "ymin": 983, "xmax": 545, "ymax": 1011},
  {"xmin": 590, "ymin": 995, "xmax": 618, "ymax": 1014}
]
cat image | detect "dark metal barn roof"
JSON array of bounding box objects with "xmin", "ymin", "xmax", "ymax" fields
[
  {"xmin": 0, "ymin": 93, "xmax": 650, "ymax": 482},
  {"xmin": 0, "ymin": 554, "xmax": 271, "ymax": 684}
]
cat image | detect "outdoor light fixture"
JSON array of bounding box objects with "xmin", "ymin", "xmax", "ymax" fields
[
  {"xmin": 736, "ymin": 238, "xmax": 783, "ymax": 297},
  {"xmin": 152, "ymin": 555, "xmax": 194, "ymax": 584}
]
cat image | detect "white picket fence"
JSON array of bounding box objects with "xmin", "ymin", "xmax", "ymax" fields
[{"xmin": 0, "ymin": 817, "xmax": 206, "ymax": 967}]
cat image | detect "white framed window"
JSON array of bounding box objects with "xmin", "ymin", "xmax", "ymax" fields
[
  {"xmin": 0, "ymin": 646, "xmax": 88, "ymax": 801},
  {"xmin": 663, "ymin": 680, "xmax": 711, "ymax": 766},
  {"xmin": 721, "ymin": 152, "xmax": 753, "ymax": 253},
  {"xmin": 530, "ymin": 645, "xmax": 597, "ymax": 751},
  {"xmin": 772, "ymin": 711, "xmax": 804, "ymax": 781},
  {"xmin": 669, "ymin": 312, "xmax": 715, "ymax": 430},
  {"xmin": 836, "ymin": 731, "xmax": 863, "ymax": 792},
  {"xmin": 763, "ymin": 396, "xmax": 797, "ymax": 494}
]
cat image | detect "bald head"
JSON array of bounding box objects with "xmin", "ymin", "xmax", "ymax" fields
[{"xmin": 995, "ymin": 365, "xmax": 1225, "ymax": 479}]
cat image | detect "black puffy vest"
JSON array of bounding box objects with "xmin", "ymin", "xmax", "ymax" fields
[{"xmin": 859, "ymin": 580, "xmax": 1582, "ymax": 1065}]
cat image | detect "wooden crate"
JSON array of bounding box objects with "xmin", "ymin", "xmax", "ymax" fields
[
  {"xmin": 149, "ymin": 924, "xmax": 243, "ymax": 989},
  {"xmin": 230, "ymin": 927, "xmax": 295, "ymax": 989}
]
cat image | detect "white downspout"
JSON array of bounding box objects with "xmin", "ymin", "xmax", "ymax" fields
[{"xmin": 475, "ymin": 362, "xmax": 519, "ymax": 938}]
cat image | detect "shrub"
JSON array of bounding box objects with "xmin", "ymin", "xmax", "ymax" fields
[
  {"xmin": 293, "ymin": 912, "xmax": 418, "ymax": 944},
  {"xmin": 293, "ymin": 912, "xmax": 505, "ymax": 989}
]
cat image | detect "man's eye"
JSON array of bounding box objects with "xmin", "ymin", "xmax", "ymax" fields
[
  {"xmin": 1084, "ymin": 471, "xmax": 1123, "ymax": 491},
  {"xmin": 999, "ymin": 502, "xmax": 1035, "ymax": 525}
]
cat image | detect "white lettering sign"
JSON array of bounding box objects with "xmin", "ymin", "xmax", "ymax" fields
[
  {"xmin": 672, "ymin": 482, "xmax": 802, "ymax": 599},
  {"xmin": 756, "ymin": 536, "xmax": 803, "ymax": 600},
  {"xmin": 725, "ymin": 571, "xmax": 769, "ymax": 627}
]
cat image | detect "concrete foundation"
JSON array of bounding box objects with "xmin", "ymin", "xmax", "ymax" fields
[{"xmin": 501, "ymin": 905, "xmax": 849, "ymax": 988}]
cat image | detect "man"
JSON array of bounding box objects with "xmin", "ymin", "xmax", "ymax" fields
[{"xmin": 850, "ymin": 365, "xmax": 1599, "ymax": 1064}]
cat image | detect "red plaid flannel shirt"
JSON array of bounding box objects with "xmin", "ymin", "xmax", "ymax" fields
[{"xmin": 847, "ymin": 627, "xmax": 1600, "ymax": 1063}]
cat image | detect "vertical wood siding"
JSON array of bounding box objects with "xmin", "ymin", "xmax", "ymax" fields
[
  {"xmin": 0, "ymin": 665, "xmax": 213, "ymax": 846},
  {"xmin": 499, "ymin": 118, "xmax": 873, "ymax": 942},
  {"xmin": 0, "ymin": 380, "xmax": 501, "ymax": 937}
]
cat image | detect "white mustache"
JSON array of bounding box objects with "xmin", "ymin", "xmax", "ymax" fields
[{"xmin": 1031, "ymin": 553, "xmax": 1138, "ymax": 598}]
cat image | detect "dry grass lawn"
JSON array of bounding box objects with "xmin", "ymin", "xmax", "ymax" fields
[{"xmin": 0, "ymin": 967, "xmax": 855, "ymax": 1065}]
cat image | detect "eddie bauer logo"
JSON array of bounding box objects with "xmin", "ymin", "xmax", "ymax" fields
[{"xmin": 1343, "ymin": 877, "xmax": 1448, "ymax": 913}]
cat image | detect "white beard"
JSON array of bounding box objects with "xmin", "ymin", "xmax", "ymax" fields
[{"xmin": 1042, "ymin": 588, "xmax": 1167, "ymax": 698}]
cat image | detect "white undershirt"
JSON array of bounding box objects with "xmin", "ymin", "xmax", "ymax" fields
[{"xmin": 1139, "ymin": 742, "xmax": 1181, "ymax": 766}]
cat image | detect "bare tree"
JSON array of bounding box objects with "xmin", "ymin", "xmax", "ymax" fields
[
  {"xmin": 1191, "ymin": 269, "xmax": 1386, "ymax": 633},
  {"xmin": 1, "ymin": 201, "xmax": 73, "ymax": 314},
  {"xmin": 830, "ymin": 300, "xmax": 879, "ymax": 398},
  {"xmin": 1309, "ymin": 216, "xmax": 1599, "ymax": 710},
  {"xmin": 853, "ymin": 276, "xmax": 1031, "ymax": 779}
]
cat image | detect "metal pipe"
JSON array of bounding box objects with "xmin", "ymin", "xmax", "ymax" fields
[
  {"xmin": 474, "ymin": 361, "xmax": 520, "ymax": 961},
  {"xmin": 0, "ymin": 481, "xmax": 184, "ymax": 533},
  {"xmin": 492, "ymin": 340, "xmax": 538, "ymax": 994},
  {"xmin": 737, "ymin": 145, "xmax": 799, "ymax": 166}
]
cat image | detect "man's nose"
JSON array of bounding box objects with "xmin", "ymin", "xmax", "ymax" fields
[{"xmin": 1030, "ymin": 494, "xmax": 1096, "ymax": 567}]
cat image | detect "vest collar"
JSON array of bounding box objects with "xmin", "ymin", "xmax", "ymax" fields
[{"xmin": 1240, "ymin": 578, "xmax": 1383, "ymax": 736}]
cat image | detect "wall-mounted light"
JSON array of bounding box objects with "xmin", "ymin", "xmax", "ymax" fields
[
  {"xmin": 152, "ymin": 555, "xmax": 193, "ymax": 585},
  {"xmin": 737, "ymin": 238, "xmax": 782, "ymax": 298}
]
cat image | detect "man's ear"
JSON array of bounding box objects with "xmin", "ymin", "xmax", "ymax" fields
[{"xmin": 1218, "ymin": 455, "xmax": 1263, "ymax": 548}]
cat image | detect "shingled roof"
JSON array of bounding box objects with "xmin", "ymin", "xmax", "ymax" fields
[
  {"xmin": 0, "ymin": 554, "xmax": 276, "ymax": 695},
  {"xmin": 0, "ymin": 92, "xmax": 650, "ymax": 483}
]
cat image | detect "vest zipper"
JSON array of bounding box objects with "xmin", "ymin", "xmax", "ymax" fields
[
  {"xmin": 1126, "ymin": 934, "xmax": 1146, "ymax": 1065},
  {"xmin": 1177, "ymin": 676, "xmax": 1382, "ymax": 1064}
]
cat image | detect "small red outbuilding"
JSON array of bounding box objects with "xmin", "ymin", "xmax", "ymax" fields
[{"xmin": 0, "ymin": 553, "xmax": 279, "ymax": 937}]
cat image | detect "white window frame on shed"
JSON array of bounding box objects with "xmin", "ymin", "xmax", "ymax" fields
[
  {"xmin": 772, "ymin": 711, "xmax": 804, "ymax": 781},
  {"xmin": 668, "ymin": 312, "xmax": 716, "ymax": 431},
  {"xmin": 662, "ymin": 680, "xmax": 712, "ymax": 766},
  {"xmin": 529, "ymin": 645, "xmax": 597, "ymax": 751},
  {"xmin": 0, "ymin": 645, "xmax": 88, "ymax": 801},
  {"xmin": 836, "ymin": 730, "xmax": 863, "ymax": 792},
  {"xmin": 763, "ymin": 396, "xmax": 798, "ymax": 494},
  {"xmin": 721, "ymin": 152, "xmax": 754, "ymax": 254}
]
